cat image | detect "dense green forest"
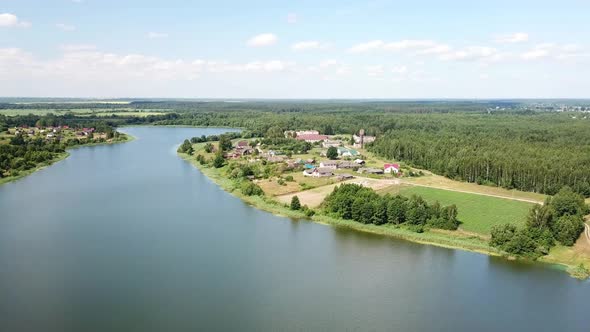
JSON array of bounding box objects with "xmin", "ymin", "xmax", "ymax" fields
[{"xmin": 2, "ymin": 100, "xmax": 589, "ymax": 196}]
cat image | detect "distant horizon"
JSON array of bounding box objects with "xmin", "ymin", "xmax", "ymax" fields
[{"xmin": 2, "ymin": 97, "xmax": 590, "ymax": 102}]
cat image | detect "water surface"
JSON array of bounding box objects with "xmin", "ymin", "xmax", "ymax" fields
[{"xmin": 0, "ymin": 127, "xmax": 588, "ymax": 331}]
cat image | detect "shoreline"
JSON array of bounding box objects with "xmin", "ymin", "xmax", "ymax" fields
[
  {"xmin": 0, "ymin": 131, "xmax": 135, "ymax": 186},
  {"xmin": 178, "ymin": 151, "xmax": 585, "ymax": 278}
]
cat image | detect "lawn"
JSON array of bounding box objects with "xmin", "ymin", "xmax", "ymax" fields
[{"xmin": 395, "ymin": 186, "xmax": 534, "ymax": 235}]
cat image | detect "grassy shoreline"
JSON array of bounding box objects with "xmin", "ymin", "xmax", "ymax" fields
[
  {"xmin": 178, "ymin": 151, "xmax": 587, "ymax": 278},
  {"xmin": 0, "ymin": 132, "xmax": 134, "ymax": 186}
]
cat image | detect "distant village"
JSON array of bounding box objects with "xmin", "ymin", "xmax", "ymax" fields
[
  {"xmin": 223, "ymin": 129, "xmax": 402, "ymax": 181},
  {"xmin": 7, "ymin": 125, "xmax": 108, "ymax": 142}
]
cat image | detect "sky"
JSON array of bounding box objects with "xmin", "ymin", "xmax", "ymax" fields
[{"xmin": 1, "ymin": 0, "xmax": 590, "ymax": 98}]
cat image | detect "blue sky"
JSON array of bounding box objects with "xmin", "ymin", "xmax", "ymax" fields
[{"xmin": 1, "ymin": 0, "xmax": 590, "ymax": 98}]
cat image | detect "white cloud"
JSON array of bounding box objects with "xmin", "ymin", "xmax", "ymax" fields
[
  {"xmin": 494, "ymin": 32, "xmax": 529, "ymax": 44},
  {"xmin": 521, "ymin": 43, "xmax": 590, "ymax": 61},
  {"xmin": 348, "ymin": 40, "xmax": 384, "ymax": 53},
  {"xmin": 60, "ymin": 44, "xmax": 97, "ymax": 52},
  {"xmin": 247, "ymin": 33, "xmax": 278, "ymax": 47},
  {"xmin": 440, "ymin": 46, "xmax": 500, "ymax": 62},
  {"xmin": 349, "ymin": 39, "xmax": 450, "ymax": 55},
  {"xmin": 287, "ymin": 13, "xmax": 297, "ymax": 24},
  {"xmin": 147, "ymin": 32, "xmax": 169, "ymax": 39},
  {"xmin": 291, "ymin": 41, "xmax": 329, "ymax": 51},
  {"xmin": 366, "ymin": 65, "xmax": 385, "ymax": 77},
  {"xmin": 0, "ymin": 13, "xmax": 31, "ymax": 28},
  {"xmin": 391, "ymin": 66, "xmax": 408, "ymax": 74},
  {"xmin": 56, "ymin": 23, "xmax": 76, "ymax": 31}
]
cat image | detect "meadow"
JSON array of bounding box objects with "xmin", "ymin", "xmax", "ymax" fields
[{"xmin": 393, "ymin": 186, "xmax": 534, "ymax": 235}]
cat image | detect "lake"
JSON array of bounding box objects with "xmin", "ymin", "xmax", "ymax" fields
[{"xmin": 0, "ymin": 127, "xmax": 588, "ymax": 332}]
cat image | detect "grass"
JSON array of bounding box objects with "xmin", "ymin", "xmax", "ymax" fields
[{"xmin": 386, "ymin": 186, "xmax": 534, "ymax": 234}]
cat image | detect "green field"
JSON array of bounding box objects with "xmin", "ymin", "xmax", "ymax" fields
[
  {"xmin": 395, "ymin": 186, "xmax": 534, "ymax": 235},
  {"xmin": 0, "ymin": 109, "xmax": 166, "ymax": 117}
]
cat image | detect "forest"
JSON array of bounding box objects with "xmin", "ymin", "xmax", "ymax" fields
[{"xmin": 2, "ymin": 100, "xmax": 590, "ymax": 196}]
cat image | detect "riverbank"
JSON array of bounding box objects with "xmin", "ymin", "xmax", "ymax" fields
[
  {"xmin": 0, "ymin": 132, "xmax": 134, "ymax": 186},
  {"xmin": 178, "ymin": 150, "xmax": 590, "ymax": 279}
]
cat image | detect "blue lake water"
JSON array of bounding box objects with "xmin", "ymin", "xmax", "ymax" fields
[{"xmin": 0, "ymin": 126, "xmax": 588, "ymax": 331}]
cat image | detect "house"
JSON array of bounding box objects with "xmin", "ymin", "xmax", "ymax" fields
[
  {"xmin": 319, "ymin": 160, "xmax": 339, "ymax": 169},
  {"xmin": 336, "ymin": 174, "xmax": 355, "ymax": 181},
  {"xmin": 303, "ymin": 167, "xmax": 334, "ymax": 177},
  {"xmin": 236, "ymin": 140, "xmax": 249, "ymax": 148},
  {"xmin": 352, "ymin": 134, "xmax": 376, "ymax": 148},
  {"xmin": 384, "ymin": 163, "xmax": 400, "ymax": 174},
  {"xmin": 295, "ymin": 134, "xmax": 328, "ymax": 143},
  {"xmin": 267, "ymin": 156, "xmax": 285, "ymax": 163},
  {"xmin": 322, "ymin": 140, "xmax": 342, "ymax": 148},
  {"xmin": 337, "ymin": 147, "xmax": 359, "ymax": 157},
  {"xmin": 358, "ymin": 167, "xmax": 383, "ymax": 175},
  {"xmin": 338, "ymin": 161, "xmax": 357, "ymax": 169},
  {"xmin": 304, "ymin": 163, "xmax": 315, "ymax": 169},
  {"xmin": 296, "ymin": 130, "xmax": 320, "ymax": 136}
]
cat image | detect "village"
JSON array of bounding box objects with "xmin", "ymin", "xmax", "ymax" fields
[
  {"xmin": 2, "ymin": 124, "xmax": 112, "ymax": 145},
  {"xmin": 227, "ymin": 129, "xmax": 402, "ymax": 180}
]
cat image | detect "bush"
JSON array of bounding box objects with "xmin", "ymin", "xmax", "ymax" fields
[
  {"xmin": 290, "ymin": 196, "xmax": 301, "ymax": 210},
  {"xmin": 552, "ymin": 215, "xmax": 584, "ymax": 246},
  {"xmin": 241, "ymin": 182, "xmax": 264, "ymax": 196}
]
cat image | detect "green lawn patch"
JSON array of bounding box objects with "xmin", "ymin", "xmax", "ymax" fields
[{"xmin": 397, "ymin": 186, "xmax": 534, "ymax": 235}]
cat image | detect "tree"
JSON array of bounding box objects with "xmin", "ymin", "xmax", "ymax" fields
[
  {"xmin": 218, "ymin": 135, "xmax": 233, "ymax": 152},
  {"xmin": 266, "ymin": 126, "xmax": 285, "ymax": 139},
  {"xmin": 552, "ymin": 215, "xmax": 585, "ymax": 246},
  {"xmin": 178, "ymin": 139, "xmax": 192, "ymax": 153},
  {"xmin": 204, "ymin": 142, "xmax": 214, "ymax": 153},
  {"xmin": 326, "ymin": 146, "xmax": 338, "ymax": 160},
  {"xmin": 213, "ymin": 152, "xmax": 225, "ymax": 168},
  {"xmin": 549, "ymin": 186, "xmax": 587, "ymax": 218},
  {"xmin": 526, "ymin": 204, "xmax": 552, "ymax": 230},
  {"xmin": 290, "ymin": 196, "xmax": 301, "ymax": 210},
  {"xmin": 490, "ymin": 223, "xmax": 517, "ymax": 248}
]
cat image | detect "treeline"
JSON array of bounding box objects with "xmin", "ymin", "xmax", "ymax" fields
[
  {"xmin": 368, "ymin": 115, "xmax": 590, "ymax": 196},
  {"xmin": 323, "ymin": 184, "xmax": 460, "ymax": 231},
  {"xmin": 0, "ymin": 135, "xmax": 65, "ymax": 178},
  {"xmin": 0, "ymin": 114, "xmax": 124, "ymax": 179},
  {"xmin": 490, "ymin": 187, "xmax": 589, "ymax": 258}
]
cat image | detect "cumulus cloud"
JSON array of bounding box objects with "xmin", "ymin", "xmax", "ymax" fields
[
  {"xmin": 291, "ymin": 41, "xmax": 329, "ymax": 51},
  {"xmin": 440, "ymin": 46, "xmax": 501, "ymax": 62},
  {"xmin": 147, "ymin": 32, "xmax": 169, "ymax": 39},
  {"xmin": 521, "ymin": 43, "xmax": 589, "ymax": 60},
  {"xmin": 247, "ymin": 33, "xmax": 278, "ymax": 47},
  {"xmin": 494, "ymin": 32, "xmax": 529, "ymax": 44},
  {"xmin": 349, "ymin": 39, "xmax": 450, "ymax": 55},
  {"xmin": 56, "ymin": 23, "xmax": 76, "ymax": 31},
  {"xmin": 0, "ymin": 47, "xmax": 297, "ymax": 86},
  {"xmin": 0, "ymin": 13, "xmax": 31, "ymax": 28}
]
